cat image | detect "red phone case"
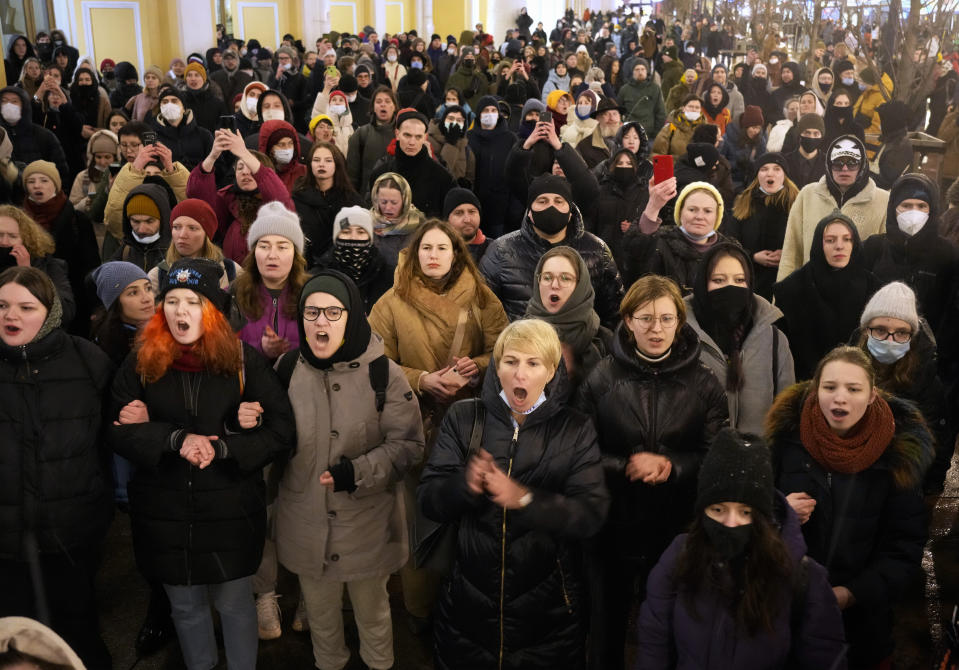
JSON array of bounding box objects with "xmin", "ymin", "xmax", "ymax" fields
[{"xmin": 653, "ymin": 155, "xmax": 673, "ymax": 183}]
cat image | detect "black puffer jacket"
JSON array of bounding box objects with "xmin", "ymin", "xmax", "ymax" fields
[
  {"xmin": 574, "ymin": 322, "xmax": 728, "ymax": 564},
  {"xmin": 862, "ymin": 173, "xmax": 959, "ymax": 333},
  {"xmin": 479, "ymin": 205, "xmax": 624, "ymax": 327},
  {"xmin": 767, "ymin": 382, "xmax": 933, "ymax": 668},
  {"xmin": 419, "ymin": 363, "xmax": 610, "ymax": 670},
  {"xmin": 621, "ymin": 224, "xmax": 731, "ymax": 293},
  {"xmin": 108, "ymin": 343, "xmax": 294, "ymax": 585},
  {"xmin": 720, "ymin": 188, "xmax": 791, "ymax": 300},
  {"xmin": 180, "ymin": 82, "xmax": 227, "ymax": 133},
  {"xmin": 0, "ymin": 326, "xmax": 114, "ymax": 560},
  {"xmin": 292, "ymin": 185, "xmax": 363, "ymax": 266}
]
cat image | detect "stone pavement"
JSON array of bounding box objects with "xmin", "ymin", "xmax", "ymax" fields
[{"xmin": 95, "ymin": 454, "xmax": 959, "ymax": 670}]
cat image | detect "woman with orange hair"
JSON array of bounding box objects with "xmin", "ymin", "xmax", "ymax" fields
[{"xmin": 108, "ymin": 258, "xmax": 294, "ymax": 670}]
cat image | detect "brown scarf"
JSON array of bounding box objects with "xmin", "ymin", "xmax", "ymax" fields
[
  {"xmin": 24, "ymin": 192, "xmax": 68, "ymax": 231},
  {"xmin": 799, "ymin": 391, "xmax": 896, "ymax": 474}
]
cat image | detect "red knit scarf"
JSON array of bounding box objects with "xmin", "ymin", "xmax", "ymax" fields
[
  {"xmin": 799, "ymin": 391, "xmax": 896, "ymax": 474},
  {"xmin": 172, "ymin": 344, "xmax": 205, "ymax": 372},
  {"xmin": 24, "ymin": 192, "xmax": 68, "ymax": 231}
]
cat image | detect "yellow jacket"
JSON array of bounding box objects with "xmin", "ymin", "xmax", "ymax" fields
[{"xmin": 853, "ymin": 73, "xmax": 894, "ymax": 157}]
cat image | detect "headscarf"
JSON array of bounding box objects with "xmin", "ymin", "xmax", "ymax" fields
[
  {"xmin": 524, "ymin": 247, "xmax": 600, "ymax": 354},
  {"xmin": 369, "ymin": 171, "xmax": 424, "ymax": 236}
]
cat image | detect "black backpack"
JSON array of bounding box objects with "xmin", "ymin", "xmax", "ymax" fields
[{"xmin": 275, "ymin": 350, "xmax": 390, "ymax": 412}]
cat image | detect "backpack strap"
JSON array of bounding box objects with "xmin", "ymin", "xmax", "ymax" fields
[
  {"xmin": 276, "ymin": 351, "xmax": 299, "ymax": 388},
  {"xmin": 369, "ymin": 354, "xmax": 389, "ymax": 413},
  {"xmin": 467, "ymin": 398, "xmax": 485, "ymax": 459}
]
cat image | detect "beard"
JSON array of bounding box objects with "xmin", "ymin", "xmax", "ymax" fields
[{"xmin": 599, "ymin": 122, "xmax": 620, "ymax": 138}]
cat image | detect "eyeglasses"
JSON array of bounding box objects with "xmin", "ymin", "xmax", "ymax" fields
[
  {"xmin": 303, "ymin": 306, "xmax": 346, "ymax": 321},
  {"xmin": 537, "ymin": 272, "xmax": 576, "ymax": 286},
  {"xmin": 830, "ymin": 158, "xmax": 860, "ymax": 171},
  {"xmin": 631, "ymin": 314, "xmax": 678, "ymax": 329},
  {"xmin": 868, "ymin": 326, "xmax": 911, "ymax": 343}
]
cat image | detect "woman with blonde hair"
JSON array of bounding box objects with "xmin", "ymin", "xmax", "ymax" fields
[
  {"xmin": 721, "ymin": 153, "xmax": 799, "ymax": 299},
  {"xmin": 369, "ymin": 218, "xmax": 507, "ymax": 631},
  {"xmin": 419, "ymin": 318, "xmax": 609, "ymax": 669},
  {"xmin": 0, "ymin": 204, "xmax": 75, "ymax": 323}
]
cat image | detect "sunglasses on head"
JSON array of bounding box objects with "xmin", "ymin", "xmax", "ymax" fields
[{"xmin": 830, "ymin": 157, "xmax": 860, "ymax": 170}]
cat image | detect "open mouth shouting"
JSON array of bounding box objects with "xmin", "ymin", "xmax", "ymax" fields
[{"xmin": 3, "ymin": 324, "xmax": 21, "ymax": 337}]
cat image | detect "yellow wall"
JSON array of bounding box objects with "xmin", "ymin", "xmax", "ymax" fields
[
  {"xmin": 434, "ymin": 0, "xmax": 467, "ymax": 42},
  {"xmin": 385, "ymin": 0, "xmax": 413, "ymax": 34},
  {"xmin": 68, "ymin": 0, "xmax": 205, "ymax": 76}
]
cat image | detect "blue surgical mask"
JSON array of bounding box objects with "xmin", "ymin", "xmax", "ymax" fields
[
  {"xmin": 841, "ymin": 75, "xmax": 855, "ymax": 86},
  {"xmin": 411, "ymin": 60, "xmax": 424, "ymax": 69},
  {"xmin": 867, "ymin": 336, "xmax": 911, "ymax": 364}
]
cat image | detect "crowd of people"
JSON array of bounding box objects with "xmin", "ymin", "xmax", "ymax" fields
[{"xmin": 0, "ymin": 5, "xmax": 957, "ymax": 670}]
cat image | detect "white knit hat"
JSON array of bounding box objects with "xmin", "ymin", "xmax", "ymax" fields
[
  {"xmin": 332, "ymin": 205, "xmax": 374, "ymax": 243},
  {"xmin": 246, "ymin": 201, "xmax": 304, "ymax": 253},
  {"xmin": 859, "ymin": 281, "xmax": 919, "ymax": 333}
]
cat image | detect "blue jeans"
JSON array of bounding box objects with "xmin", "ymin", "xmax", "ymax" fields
[{"xmin": 164, "ymin": 576, "xmax": 258, "ymax": 670}]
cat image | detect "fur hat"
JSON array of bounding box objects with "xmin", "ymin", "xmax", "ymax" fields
[
  {"xmin": 246, "ymin": 201, "xmax": 304, "ymax": 253},
  {"xmin": 22, "ymin": 160, "xmax": 61, "ymax": 192},
  {"xmin": 170, "ymin": 198, "xmax": 218, "ymax": 240},
  {"xmin": 696, "ymin": 428, "xmax": 774, "ymax": 519},
  {"xmin": 184, "ymin": 61, "xmax": 207, "ymax": 83},
  {"xmin": 91, "ymin": 261, "xmax": 149, "ymax": 309},
  {"xmin": 332, "ymin": 205, "xmax": 374, "ymax": 243},
  {"xmin": 859, "ymin": 281, "xmax": 919, "ymax": 333}
]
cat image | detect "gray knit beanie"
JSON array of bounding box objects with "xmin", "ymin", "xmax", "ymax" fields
[
  {"xmin": 332, "ymin": 205, "xmax": 374, "ymax": 244},
  {"xmin": 246, "ymin": 201, "xmax": 305, "ymax": 253},
  {"xmin": 91, "ymin": 261, "xmax": 149, "ymax": 309},
  {"xmin": 859, "ymin": 281, "xmax": 919, "ymax": 333}
]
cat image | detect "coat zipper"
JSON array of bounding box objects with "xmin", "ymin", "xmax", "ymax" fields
[
  {"xmin": 557, "ymin": 558, "xmax": 572, "ymax": 613},
  {"xmin": 272, "ymin": 296, "xmax": 279, "ymax": 332},
  {"xmin": 498, "ymin": 424, "xmax": 519, "ymax": 670}
]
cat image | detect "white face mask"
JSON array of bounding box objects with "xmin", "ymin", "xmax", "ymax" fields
[
  {"xmin": 347, "ymin": 92, "xmax": 357, "ymax": 102},
  {"xmin": 684, "ymin": 110, "xmax": 700, "ymax": 121},
  {"xmin": 1, "ymin": 102, "xmax": 21, "ymax": 125},
  {"xmin": 480, "ymin": 112, "xmax": 498, "ymax": 128},
  {"xmin": 272, "ymin": 147, "xmax": 295, "ymax": 164},
  {"xmin": 132, "ymin": 230, "xmax": 161, "ymax": 244},
  {"xmin": 576, "ymin": 104, "xmax": 592, "ymax": 118},
  {"xmin": 246, "ymin": 96, "xmax": 258, "ymax": 113},
  {"xmin": 448, "ymin": 48, "xmax": 456, "ymax": 55},
  {"xmin": 769, "ymin": 57, "xmax": 779, "ymax": 64},
  {"xmin": 282, "ymin": 62, "xmax": 292, "ymax": 70},
  {"xmin": 261, "ymin": 108, "xmax": 284, "ymax": 121},
  {"xmin": 897, "ymin": 209, "xmax": 929, "ymax": 236},
  {"xmin": 686, "ymin": 46, "xmax": 695, "ymax": 54},
  {"xmin": 387, "ymin": 53, "xmax": 397, "ymax": 63},
  {"xmin": 329, "ymin": 104, "xmax": 346, "ymax": 116},
  {"xmin": 161, "ymin": 102, "xmax": 182, "ymax": 122}
]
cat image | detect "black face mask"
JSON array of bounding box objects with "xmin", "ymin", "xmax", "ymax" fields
[
  {"xmin": 819, "ymin": 82, "xmax": 832, "ymax": 94},
  {"xmin": 706, "ymin": 284, "xmax": 751, "ymax": 325},
  {"xmin": 833, "ymin": 106, "xmax": 853, "ymax": 122},
  {"xmin": 103, "ymin": 71, "xmax": 115, "ymax": 79},
  {"xmin": 612, "ymin": 166, "xmax": 634, "ymax": 184},
  {"xmin": 442, "ymin": 122, "xmax": 464, "ymax": 141},
  {"xmin": 0, "ymin": 247, "xmax": 16, "ymax": 270},
  {"xmin": 462, "ymin": 59, "xmax": 475, "ymax": 70},
  {"xmin": 800, "ymin": 136, "xmax": 823, "ymax": 153},
  {"xmin": 703, "ymin": 515, "xmax": 753, "ymax": 559},
  {"xmin": 332, "ymin": 238, "xmax": 374, "ymax": 278},
  {"xmin": 532, "ymin": 205, "xmax": 570, "ymax": 234}
]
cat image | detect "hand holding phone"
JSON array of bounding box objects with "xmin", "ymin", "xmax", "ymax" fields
[{"xmin": 652, "ymin": 154, "xmax": 673, "ymax": 184}]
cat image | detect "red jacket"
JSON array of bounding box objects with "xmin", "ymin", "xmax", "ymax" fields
[{"xmin": 257, "ymin": 119, "xmax": 307, "ymax": 194}]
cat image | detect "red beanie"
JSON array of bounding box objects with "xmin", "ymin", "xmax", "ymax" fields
[{"xmin": 170, "ymin": 198, "xmax": 218, "ymax": 240}]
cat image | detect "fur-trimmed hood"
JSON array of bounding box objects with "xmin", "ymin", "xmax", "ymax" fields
[{"xmin": 764, "ymin": 381, "xmax": 934, "ymax": 490}]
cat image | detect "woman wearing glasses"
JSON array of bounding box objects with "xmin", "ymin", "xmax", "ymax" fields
[
  {"xmin": 523, "ymin": 246, "xmax": 611, "ymax": 390},
  {"xmin": 368, "ymin": 218, "xmax": 507, "ymax": 630},
  {"xmin": 767, "ymin": 345, "xmax": 932, "ymax": 669},
  {"xmin": 575, "ymin": 274, "xmax": 728, "ymax": 669},
  {"xmin": 774, "ymin": 212, "xmax": 881, "ymax": 380},
  {"xmin": 274, "ymin": 270, "xmax": 424, "ymax": 670},
  {"xmin": 851, "ymin": 282, "xmax": 951, "ymax": 494}
]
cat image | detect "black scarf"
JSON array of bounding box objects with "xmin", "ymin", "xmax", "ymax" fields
[
  {"xmin": 296, "ymin": 269, "xmax": 372, "ymax": 370},
  {"xmin": 331, "ymin": 238, "xmax": 374, "ymax": 280}
]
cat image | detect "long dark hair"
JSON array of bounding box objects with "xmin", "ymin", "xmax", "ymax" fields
[
  {"xmin": 673, "ymin": 510, "xmax": 794, "ymax": 635},
  {"xmin": 293, "ymin": 141, "xmax": 356, "ymax": 194}
]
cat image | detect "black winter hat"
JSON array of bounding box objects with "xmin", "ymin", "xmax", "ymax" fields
[
  {"xmin": 338, "ymin": 73, "xmax": 358, "ymax": 93},
  {"xmin": 696, "ymin": 428, "xmax": 774, "ymax": 519},
  {"xmin": 686, "ymin": 142, "xmax": 719, "ymax": 169},
  {"xmin": 394, "ymin": 107, "xmax": 428, "ymax": 130},
  {"xmin": 691, "ymin": 123, "xmax": 719, "ymax": 145},
  {"xmin": 527, "ymin": 174, "xmax": 572, "ymax": 208},
  {"xmin": 405, "ymin": 67, "xmax": 427, "ymax": 87},
  {"xmin": 160, "ymin": 258, "xmax": 228, "ymax": 313},
  {"xmin": 832, "ymin": 58, "xmax": 855, "ymax": 76},
  {"xmin": 878, "ymin": 100, "xmax": 910, "ymax": 137},
  {"xmin": 443, "ymin": 187, "xmax": 482, "ymax": 218},
  {"xmin": 755, "ymin": 152, "xmax": 789, "ymax": 174},
  {"xmin": 115, "ymin": 61, "xmax": 139, "ymax": 82}
]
